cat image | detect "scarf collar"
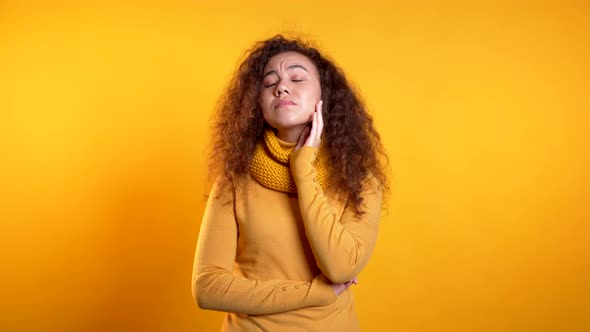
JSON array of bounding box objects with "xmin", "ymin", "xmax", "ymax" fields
[{"xmin": 250, "ymin": 129, "xmax": 330, "ymax": 193}]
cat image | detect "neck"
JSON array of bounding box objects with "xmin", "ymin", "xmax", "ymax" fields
[{"xmin": 275, "ymin": 125, "xmax": 305, "ymax": 143}]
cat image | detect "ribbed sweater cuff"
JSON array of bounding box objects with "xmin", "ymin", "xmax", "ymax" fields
[
  {"xmin": 308, "ymin": 274, "xmax": 337, "ymax": 306},
  {"xmin": 290, "ymin": 146, "xmax": 318, "ymax": 180}
]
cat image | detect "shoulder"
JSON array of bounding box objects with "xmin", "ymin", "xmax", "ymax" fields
[{"xmin": 207, "ymin": 175, "xmax": 238, "ymax": 206}]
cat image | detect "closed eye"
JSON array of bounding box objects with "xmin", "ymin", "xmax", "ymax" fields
[{"xmin": 264, "ymin": 79, "xmax": 302, "ymax": 88}]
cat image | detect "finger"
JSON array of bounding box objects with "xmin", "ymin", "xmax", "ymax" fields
[
  {"xmin": 331, "ymin": 284, "xmax": 343, "ymax": 296},
  {"xmin": 295, "ymin": 126, "xmax": 311, "ymax": 151},
  {"xmin": 313, "ymin": 101, "xmax": 323, "ymax": 144},
  {"xmin": 311, "ymin": 111, "xmax": 318, "ymax": 140},
  {"xmin": 317, "ymin": 100, "xmax": 324, "ymax": 138},
  {"xmin": 305, "ymin": 111, "xmax": 317, "ymax": 147}
]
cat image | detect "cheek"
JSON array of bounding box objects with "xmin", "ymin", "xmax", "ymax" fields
[
  {"xmin": 259, "ymin": 94, "xmax": 271, "ymax": 111},
  {"xmin": 260, "ymin": 97, "xmax": 275, "ymax": 123},
  {"xmin": 305, "ymin": 86, "xmax": 322, "ymax": 108},
  {"xmin": 306, "ymin": 83, "xmax": 321, "ymax": 102}
]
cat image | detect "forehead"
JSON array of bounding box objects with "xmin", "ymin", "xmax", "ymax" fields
[{"xmin": 263, "ymin": 51, "xmax": 318, "ymax": 73}]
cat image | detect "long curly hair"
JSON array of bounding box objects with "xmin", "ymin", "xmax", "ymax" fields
[{"xmin": 208, "ymin": 34, "xmax": 388, "ymax": 216}]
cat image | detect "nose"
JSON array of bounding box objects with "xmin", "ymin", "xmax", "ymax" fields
[{"xmin": 274, "ymin": 83, "xmax": 289, "ymax": 97}]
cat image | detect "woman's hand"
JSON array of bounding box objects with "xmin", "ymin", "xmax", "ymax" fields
[
  {"xmin": 331, "ymin": 276, "xmax": 358, "ymax": 296},
  {"xmin": 295, "ymin": 100, "xmax": 323, "ymax": 151}
]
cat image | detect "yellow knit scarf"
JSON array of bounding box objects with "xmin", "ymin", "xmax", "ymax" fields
[{"xmin": 250, "ymin": 129, "xmax": 331, "ymax": 193}]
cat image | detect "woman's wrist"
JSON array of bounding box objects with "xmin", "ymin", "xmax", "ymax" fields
[{"xmin": 290, "ymin": 146, "xmax": 318, "ymax": 181}]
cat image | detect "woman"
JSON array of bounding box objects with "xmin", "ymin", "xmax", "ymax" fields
[{"xmin": 192, "ymin": 34, "xmax": 388, "ymax": 331}]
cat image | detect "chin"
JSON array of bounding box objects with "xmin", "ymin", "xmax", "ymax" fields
[
  {"xmin": 275, "ymin": 121, "xmax": 308, "ymax": 130},
  {"xmin": 270, "ymin": 117, "xmax": 307, "ymax": 128}
]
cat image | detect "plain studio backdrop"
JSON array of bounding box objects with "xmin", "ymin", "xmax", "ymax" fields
[{"xmin": 1, "ymin": 1, "xmax": 588, "ymax": 331}]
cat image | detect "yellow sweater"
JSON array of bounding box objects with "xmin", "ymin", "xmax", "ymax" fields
[{"xmin": 192, "ymin": 138, "xmax": 383, "ymax": 331}]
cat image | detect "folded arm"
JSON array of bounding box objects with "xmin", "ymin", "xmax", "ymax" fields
[{"xmin": 191, "ymin": 179, "xmax": 337, "ymax": 315}]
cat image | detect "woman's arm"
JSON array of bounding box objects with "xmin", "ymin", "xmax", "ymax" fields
[
  {"xmin": 290, "ymin": 146, "xmax": 383, "ymax": 284},
  {"xmin": 192, "ymin": 179, "xmax": 337, "ymax": 315},
  {"xmin": 289, "ymin": 101, "xmax": 383, "ymax": 284}
]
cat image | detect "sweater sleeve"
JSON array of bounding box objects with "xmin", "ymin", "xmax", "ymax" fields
[
  {"xmin": 191, "ymin": 178, "xmax": 337, "ymax": 315},
  {"xmin": 290, "ymin": 146, "xmax": 383, "ymax": 284}
]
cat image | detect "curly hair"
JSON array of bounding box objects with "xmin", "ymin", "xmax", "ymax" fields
[{"xmin": 208, "ymin": 34, "xmax": 388, "ymax": 216}]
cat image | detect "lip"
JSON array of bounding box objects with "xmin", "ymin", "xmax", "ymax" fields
[{"xmin": 275, "ymin": 99, "xmax": 296, "ymax": 108}]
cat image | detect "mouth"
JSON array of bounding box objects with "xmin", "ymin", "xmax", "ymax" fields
[{"xmin": 275, "ymin": 99, "xmax": 296, "ymax": 108}]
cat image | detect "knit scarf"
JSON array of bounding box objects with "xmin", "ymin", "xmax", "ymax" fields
[{"xmin": 250, "ymin": 129, "xmax": 331, "ymax": 193}]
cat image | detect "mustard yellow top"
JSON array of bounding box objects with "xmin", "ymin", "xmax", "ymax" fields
[{"xmin": 192, "ymin": 134, "xmax": 383, "ymax": 331}]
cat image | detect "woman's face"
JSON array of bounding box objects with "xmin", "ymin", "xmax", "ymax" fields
[{"xmin": 259, "ymin": 51, "xmax": 321, "ymax": 142}]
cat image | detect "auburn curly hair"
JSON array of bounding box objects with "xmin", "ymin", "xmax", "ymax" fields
[{"xmin": 208, "ymin": 34, "xmax": 388, "ymax": 216}]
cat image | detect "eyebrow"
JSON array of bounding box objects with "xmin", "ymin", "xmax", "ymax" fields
[{"xmin": 263, "ymin": 64, "xmax": 308, "ymax": 78}]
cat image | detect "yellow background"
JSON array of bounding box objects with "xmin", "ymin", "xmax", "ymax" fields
[{"xmin": 1, "ymin": 1, "xmax": 588, "ymax": 331}]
